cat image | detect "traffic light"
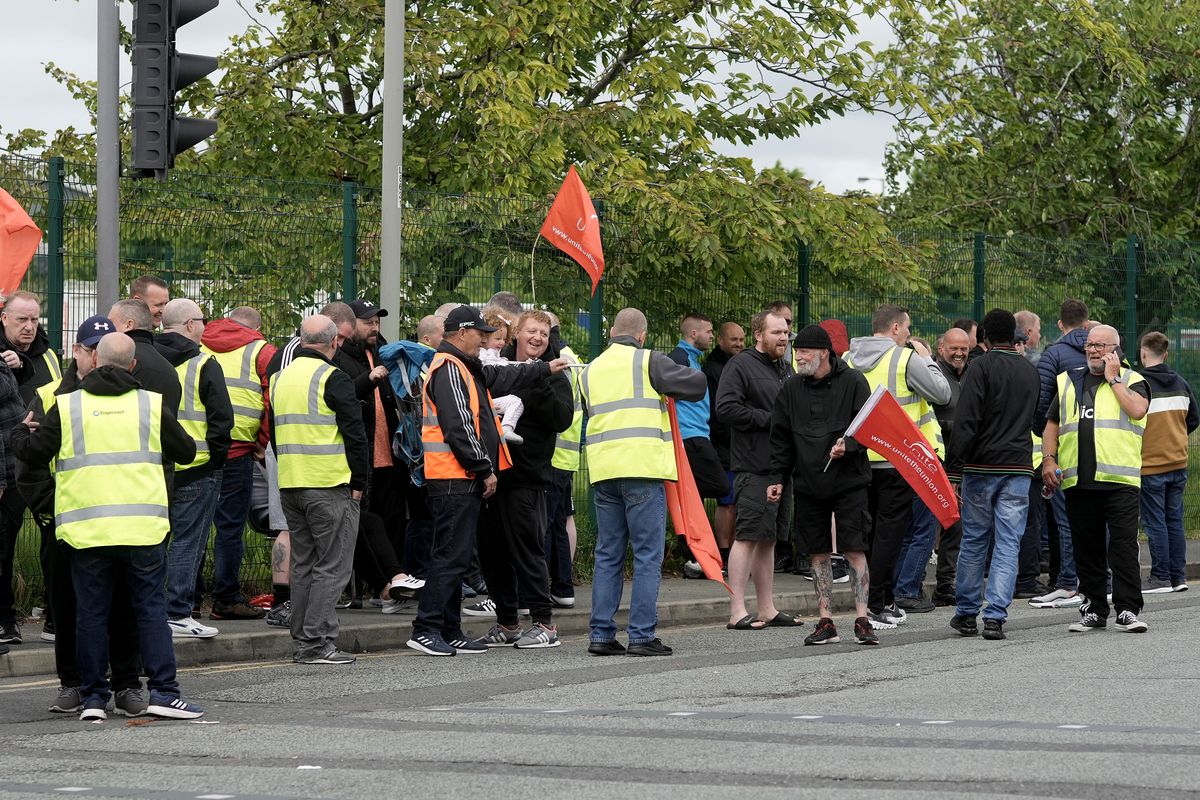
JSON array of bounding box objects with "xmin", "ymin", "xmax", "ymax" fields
[{"xmin": 131, "ymin": 0, "xmax": 220, "ymax": 179}]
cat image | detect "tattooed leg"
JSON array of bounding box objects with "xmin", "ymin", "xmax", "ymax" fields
[
  {"xmin": 811, "ymin": 553, "xmax": 834, "ymax": 618},
  {"xmin": 845, "ymin": 551, "xmax": 870, "ymax": 618},
  {"xmin": 271, "ymin": 531, "xmax": 291, "ymax": 586}
]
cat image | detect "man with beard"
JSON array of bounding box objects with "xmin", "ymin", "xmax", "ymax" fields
[{"xmin": 702, "ymin": 321, "xmax": 745, "ymax": 567}]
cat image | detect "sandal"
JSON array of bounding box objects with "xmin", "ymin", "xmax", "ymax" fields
[
  {"xmin": 763, "ymin": 612, "xmax": 805, "ymax": 627},
  {"xmin": 726, "ymin": 614, "xmax": 767, "ymax": 631}
]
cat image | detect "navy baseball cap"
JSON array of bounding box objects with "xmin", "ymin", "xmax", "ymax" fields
[{"xmin": 76, "ymin": 315, "xmax": 115, "ymax": 348}]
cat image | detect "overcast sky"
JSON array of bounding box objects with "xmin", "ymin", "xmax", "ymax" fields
[{"xmin": 2, "ymin": 1, "xmax": 897, "ymax": 195}]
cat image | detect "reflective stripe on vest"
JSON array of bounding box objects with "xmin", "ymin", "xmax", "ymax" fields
[
  {"xmin": 54, "ymin": 388, "xmax": 169, "ymax": 548},
  {"xmin": 175, "ymin": 353, "xmax": 213, "ymax": 472},
  {"xmin": 420, "ymin": 352, "xmax": 512, "ymax": 479},
  {"xmin": 580, "ymin": 343, "xmax": 675, "ymax": 484},
  {"xmin": 1032, "ymin": 430, "xmax": 1043, "ymax": 471},
  {"xmin": 1056, "ymin": 369, "xmax": 1145, "ymax": 489},
  {"xmin": 203, "ymin": 340, "xmax": 266, "ymax": 442},
  {"xmin": 848, "ymin": 345, "xmax": 944, "ymax": 461},
  {"xmin": 552, "ymin": 345, "xmax": 584, "ymax": 471},
  {"xmin": 36, "ymin": 378, "xmax": 63, "ymax": 473},
  {"xmin": 41, "ymin": 350, "xmax": 63, "ymax": 382},
  {"xmin": 269, "ymin": 357, "xmax": 349, "ymax": 489}
]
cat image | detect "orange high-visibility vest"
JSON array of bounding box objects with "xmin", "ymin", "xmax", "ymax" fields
[{"xmin": 421, "ymin": 352, "xmax": 512, "ymax": 479}]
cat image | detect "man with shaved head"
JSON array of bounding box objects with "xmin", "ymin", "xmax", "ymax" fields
[
  {"xmin": 1041, "ymin": 323, "xmax": 1151, "ymax": 633},
  {"xmin": 581, "ymin": 307, "xmax": 707, "ymax": 657},
  {"xmin": 15, "ymin": 331, "xmax": 204, "ymax": 719},
  {"xmin": 269, "ymin": 315, "xmax": 369, "ymax": 664},
  {"xmin": 109, "ymin": 299, "xmax": 181, "ymax": 412},
  {"xmin": 416, "ymin": 314, "xmax": 444, "ymax": 350},
  {"xmin": 155, "ymin": 299, "xmax": 234, "ymax": 639}
]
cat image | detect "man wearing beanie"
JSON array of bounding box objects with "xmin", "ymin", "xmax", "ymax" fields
[
  {"xmin": 947, "ymin": 309, "xmax": 1040, "ymax": 640},
  {"xmin": 768, "ymin": 325, "xmax": 877, "ymax": 645}
]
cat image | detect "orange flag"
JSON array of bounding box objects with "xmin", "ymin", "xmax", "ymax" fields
[
  {"xmin": 539, "ymin": 165, "xmax": 605, "ymax": 295},
  {"xmin": 664, "ymin": 399, "xmax": 730, "ymax": 592},
  {"xmin": 0, "ymin": 187, "xmax": 41, "ymax": 298}
]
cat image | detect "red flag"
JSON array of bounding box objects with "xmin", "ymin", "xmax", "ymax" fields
[
  {"xmin": 0, "ymin": 187, "xmax": 41, "ymax": 299},
  {"xmin": 664, "ymin": 399, "xmax": 730, "ymax": 592},
  {"xmin": 539, "ymin": 165, "xmax": 605, "ymax": 295},
  {"xmin": 846, "ymin": 385, "xmax": 961, "ymax": 528}
]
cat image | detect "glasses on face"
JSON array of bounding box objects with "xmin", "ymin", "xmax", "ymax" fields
[
  {"xmin": 1083, "ymin": 342, "xmax": 1117, "ymax": 351},
  {"xmin": 190, "ymin": 317, "xmax": 207, "ymax": 324}
]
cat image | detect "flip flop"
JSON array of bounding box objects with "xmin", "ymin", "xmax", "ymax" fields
[
  {"xmin": 764, "ymin": 612, "xmax": 805, "ymax": 628},
  {"xmin": 726, "ymin": 614, "xmax": 767, "ymax": 631}
]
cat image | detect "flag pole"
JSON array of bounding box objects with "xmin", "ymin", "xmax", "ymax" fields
[{"xmin": 529, "ymin": 234, "xmax": 541, "ymax": 305}]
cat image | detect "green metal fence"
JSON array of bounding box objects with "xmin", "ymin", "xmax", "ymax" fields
[{"xmin": 5, "ymin": 149, "xmax": 1200, "ymax": 615}]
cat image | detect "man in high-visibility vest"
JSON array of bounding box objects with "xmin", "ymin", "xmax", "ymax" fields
[
  {"xmin": 846, "ymin": 304, "xmax": 950, "ymax": 630},
  {"xmin": 201, "ymin": 306, "xmax": 278, "ymax": 620},
  {"xmin": 0, "ymin": 290, "xmax": 62, "ymax": 646},
  {"xmin": 406, "ymin": 305, "xmax": 568, "ymax": 657},
  {"xmin": 544, "ymin": 311, "xmax": 582, "ymax": 608},
  {"xmin": 268, "ymin": 314, "xmax": 369, "ymax": 665},
  {"xmin": 1041, "ymin": 323, "xmax": 1151, "ymax": 633},
  {"xmin": 582, "ymin": 307, "xmax": 706, "ymax": 657},
  {"xmin": 154, "ymin": 299, "xmax": 234, "ymax": 639},
  {"xmin": 14, "ymin": 332, "xmax": 203, "ymax": 720}
]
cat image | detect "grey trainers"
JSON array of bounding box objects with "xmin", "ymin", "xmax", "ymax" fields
[
  {"xmin": 296, "ymin": 646, "xmax": 356, "ymax": 664},
  {"xmin": 113, "ymin": 687, "xmax": 148, "ymax": 717},
  {"xmin": 513, "ymin": 622, "xmax": 561, "ymax": 649},
  {"xmin": 49, "ymin": 685, "xmax": 82, "ymax": 714},
  {"xmin": 474, "ymin": 623, "xmax": 521, "ymax": 647},
  {"xmin": 265, "ymin": 602, "xmax": 291, "ymax": 628},
  {"xmin": 1141, "ymin": 576, "xmax": 1173, "ymax": 594}
]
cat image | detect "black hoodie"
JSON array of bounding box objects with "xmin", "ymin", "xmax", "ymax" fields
[
  {"xmin": 702, "ymin": 345, "xmax": 735, "ymax": 468},
  {"xmin": 496, "ymin": 341, "xmax": 573, "ymax": 490},
  {"xmin": 0, "ymin": 324, "xmax": 58, "ymax": 405},
  {"xmin": 12, "ymin": 365, "xmax": 196, "ymax": 500},
  {"xmin": 154, "ymin": 331, "xmax": 235, "ymax": 484},
  {"xmin": 337, "ymin": 334, "xmax": 400, "ymax": 461},
  {"xmin": 715, "ymin": 347, "xmax": 794, "ymax": 474},
  {"xmin": 13, "ymin": 362, "xmax": 79, "ymax": 516},
  {"xmin": 768, "ymin": 355, "xmax": 871, "ymax": 496},
  {"xmin": 126, "ymin": 329, "xmax": 182, "ymax": 413}
]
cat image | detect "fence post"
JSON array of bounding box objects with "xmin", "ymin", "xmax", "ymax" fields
[
  {"xmin": 46, "ymin": 157, "xmax": 65, "ymax": 354},
  {"xmin": 972, "ymin": 232, "xmax": 985, "ymax": 323},
  {"xmin": 588, "ymin": 200, "xmax": 605, "ymax": 359},
  {"xmin": 1125, "ymin": 234, "xmax": 1138, "ymax": 352},
  {"xmin": 342, "ymin": 179, "xmax": 358, "ymax": 300},
  {"xmin": 796, "ymin": 240, "xmax": 811, "ymax": 327}
]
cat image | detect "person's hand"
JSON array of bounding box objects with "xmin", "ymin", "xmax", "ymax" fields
[
  {"xmin": 20, "ymin": 411, "xmax": 38, "ymax": 432},
  {"xmin": 828, "ymin": 437, "xmax": 846, "ymax": 460},
  {"xmin": 1102, "ymin": 351, "xmax": 1121, "ymax": 381},
  {"xmin": 910, "ymin": 339, "xmax": 931, "ymax": 358},
  {"xmin": 253, "ymin": 442, "xmax": 266, "ymax": 462},
  {"xmin": 369, "ymin": 365, "xmax": 388, "ymax": 382},
  {"xmin": 351, "ymin": 489, "xmax": 363, "ymax": 501},
  {"xmin": 482, "ymin": 473, "xmax": 498, "ymax": 498},
  {"xmin": 1042, "ymin": 459, "xmax": 1062, "ymax": 490},
  {"xmin": 0, "ymin": 350, "xmax": 20, "ymax": 370},
  {"xmin": 766, "ymin": 483, "xmax": 783, "ymax": 503},
  {"xmin": 547, "ymin": 357, "xmax": 570, "ymax": 374}
]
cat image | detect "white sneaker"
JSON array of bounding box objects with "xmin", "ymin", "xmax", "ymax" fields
[
  {"xmin": 382, "ymin": 598, "xmax": 415, "ymax": 615},
  {"xmin": 1029, "ymin": 588, "xmax": 1082, "ymax": 608},
  {"xmin": 1174, "ymin": 582, "xmax": 1190, "ymax": 592},
  {"xmin": 168, "ymin": 617, "xmax": 218, "ymax": 639}
]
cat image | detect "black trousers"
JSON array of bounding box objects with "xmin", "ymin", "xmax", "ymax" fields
[
  {"xmin": 367, "ymin": 465, "xmax": 409, "ymax": 568},
  {"xmin": 1064, "ymin": 486, "xmax": 1142, "ymax": 618},
  {"xmin": 413, "ymin": 482, "xmax": 481, "ymax": 639},
  {"xmin": 1016, "ymin": 476, "xmax": 1045, "ymax": 590},
  {"xmin": 403, "ymin": 484, "xmax": 433, "ymax": 579},
  {"xmin": 479, "ymin": 486, "xmax": 553, "ymax": 627},
  {"xmin": 544, "ymin": 468, "xmax": 575, "ymax": 598},
  {"xmin": 935, "ymin": 520, "xmax": 961, "ymax": 596},
  {"xmin": 0, "ymin": 489, "xmax": 27, "ymax": 627},
  {"xmin": 354, "ymin": 509, "xmax": 404, "ymax": 595},
  {"xmin": 867, "ymin": 468, "xmax": 914, "ymax": 612}
]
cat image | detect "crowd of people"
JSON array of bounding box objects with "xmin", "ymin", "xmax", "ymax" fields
[{"xmin": 0, "ymin": 280, "xmax": 1191, "ymax": 719}]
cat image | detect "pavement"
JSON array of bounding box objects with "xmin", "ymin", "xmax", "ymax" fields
[{"xmin": 2, "ymin": 540, "xmax": 1198, "ymax": 680}]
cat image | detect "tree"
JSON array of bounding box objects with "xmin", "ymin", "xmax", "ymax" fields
[{"xmin": 883, "ymin": 0, "xmax": 1200, "ymax": 242}]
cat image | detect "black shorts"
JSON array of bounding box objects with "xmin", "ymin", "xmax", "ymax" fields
[
  {"xmin": 683, "ymin": 437, "xmax": 731, "ymax": 500},
  {"xmin": 793, "ymin": 487, "xmax": 871, "ymax": 554},
  {"xmin": 734, "ymin": 473, "xmax": 791, "ymax": 541}
]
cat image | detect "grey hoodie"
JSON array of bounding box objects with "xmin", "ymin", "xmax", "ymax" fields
[{"xmin": 846, "ymin": 336, "xmax": 951, "ymax": 470}]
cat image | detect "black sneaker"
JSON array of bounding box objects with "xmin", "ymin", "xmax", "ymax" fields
[
  {"xmin": 931, "ymin": 591, "xmax": 956, "ymax": 607},
  {"xmin": 895, "ymin": 595, "xmax": 935, "ymax": 613},
  {"xmin": 40, "ymin": 620, "xmax": 56, "ymax": 643},
  {"xmin": 113, "ymin": 687, "xmax": 148, "ymax": 717},
  {"xmin": 681, "ymin": 560, "xmax": 705, "ymax": 579},
  {"xmin": 627, "ymin": 638, "xmax": 673, "ymax": 657},
  {"xmin": 854, "ymin": 617, "xmax": 879, "ymax": 646},
  {"xmin": 982, "ymin": 619, "xmax": 1005, "ymax": 640},
  {"xmin": 447, "ymin": 636, "xmax": 488, "ymax": 654},
  {"xmin": 1114, "ymin": 611, "xmax": 1148, "ymax": 633},
  {"xmin": 210, "ymin": 602, "xmax": 266, "ymax": 620},
  {"xmin": 1068, "ymin": 612, "xmax": 1106, "ymax": 633},
  {"xmin": 0, "ymin": 623, "xmax": 21, "ymax": 644},
  {"xmin": 950, "ymin": 614, "xmax": 978, "ymax": 636},
  {"xmin": 588, "ymin": 639, "xmax": 626, "ymax": 656},
  {"xmin": 804, "ymin": 617, "xmax": 840, "ymax": 645},
  {"xmin": 49, "ymin": 685, "xmax": 82, "ymax": 713},
  {"xmin": 773, "ymin": 554, "xmax": 794, "ymax": 573}
]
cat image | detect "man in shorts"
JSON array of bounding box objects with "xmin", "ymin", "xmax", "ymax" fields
[{"xmin": 768, "ymin": 325, "xmax": 877, "ymax": 645}]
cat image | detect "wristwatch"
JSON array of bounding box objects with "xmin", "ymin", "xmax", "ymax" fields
[{"xmin": 1108, "ymin": 375, "xmax": 1122, "ymax": 386}]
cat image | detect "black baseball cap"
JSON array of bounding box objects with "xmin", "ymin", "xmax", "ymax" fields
[
  {"xmin": 443, "ymin": 305, "xmax": 497, "ymax": 333},
  {"xmin": 349, "ymin": 299, "xmax": 388, "ymax": 319}
]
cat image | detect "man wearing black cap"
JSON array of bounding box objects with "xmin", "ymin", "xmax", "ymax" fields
[
  {"xmin": 768, "ymin": 325, "xmax": 877, "ymax": 645},
  {"xmin": 406, "ymin": 305, "xmax": 571, "ymax": 657}
]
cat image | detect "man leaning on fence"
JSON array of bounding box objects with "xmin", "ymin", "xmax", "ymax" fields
[{"xmin": 268, "ymin": 315, "xmax": 369, "ymax": 665}]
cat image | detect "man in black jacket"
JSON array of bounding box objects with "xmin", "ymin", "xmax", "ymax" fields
[
  {"xmin": 108, "ymin": 299, "xmax": 182, "ymax": 412},
  {"xmin": 406, "ymin": 306, "xmax": 569, "ymax": 657},
  {"xmin": 947, "ymin": 309, "xmax": 1040, "ymax": 641},
  {"xmin": 155, "ymin": 299, "xmax": 234, "ymax": 639},
  {"xmin": 1, "ymin": 290, "xmax": 62, "ymax": 405},
  {"xmin": 703, "ymin": 322, "xmax": 744, "ymax": 560},
  {"xmin": 769, "ymin": 325, "xmax": 876, "ymax": 645}
]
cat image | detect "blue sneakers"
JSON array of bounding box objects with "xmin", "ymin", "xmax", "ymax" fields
[
  {"xmin": 406, "ymin": 632, "xmax": 455, "ymax": 656},
  {"xmin": 146, "ymin": 692, "xmax": 204, "ymax": 719}
]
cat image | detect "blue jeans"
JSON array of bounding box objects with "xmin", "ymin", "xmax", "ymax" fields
[
  {"xmin": 589, "ymin": 478, "xmax": 665, "ymax": 645},
  {"xmin": 1141, "ymin": 469, "xmax": 1188, "ymax": 584},
  {"xmin": 893, "ymin": 497, "xmax": 938, "ymax": 598},
  {"xmin": 955, "ymin": 474, "xmax": 1029, "ymax": 622},
  {"xmin": 212, "ymin": 455, "xmax": 254, "ymax": 606},
  {"xmin": 1049, "ymin": 488, "xmax": 1078, "ymax": 590},
  {"xmin": 72, "ymin": 543, "xmax": 180, "ymax": 708},
  {"xmin": 165, "ymin": 473, "xmax": 221, "ymax": 619}
]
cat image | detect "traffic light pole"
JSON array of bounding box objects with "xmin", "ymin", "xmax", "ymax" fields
[
  {"xmin": 379, "ymin": 0, "xmax": 403, "ymax": 342},
  {"xmin": 96, "ymin": 0, "xmax": 121, "ymax": 313}
]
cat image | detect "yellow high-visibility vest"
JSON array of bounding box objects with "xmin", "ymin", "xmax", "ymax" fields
[
  {"xmin": 1057, "ymin": 369, "xmax": 1145, "ymax": 489},
  {"xmin": 175, "ymin": 353, "xmax": 215, "ymax": 472},
  {"xmin": 203, "ymin": 340, "xmax": 266, "ymax": 443},
  {"xmin": 552, "ymin": 345, "xmax": 584, "ymax": 472},
  {"xmin": 269, "ymin": 356, "xmax": 350, "ymax": 489},
  {"xmin": 848, "ymin": 345, "xmax": 944, "ymax": 461}
]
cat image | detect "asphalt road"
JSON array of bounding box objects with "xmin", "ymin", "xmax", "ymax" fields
[{"xmin": 1, "ymin": 590, "xmax": 1198, "ymax": 799}]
